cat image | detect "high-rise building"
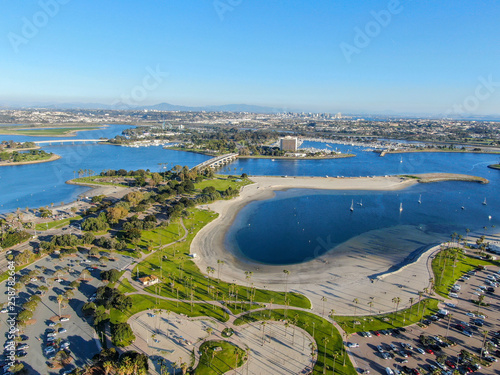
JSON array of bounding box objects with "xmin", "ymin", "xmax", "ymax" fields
[{"xmin": 279, "ymin": 136, "xmax": 298, "ymax": 152}]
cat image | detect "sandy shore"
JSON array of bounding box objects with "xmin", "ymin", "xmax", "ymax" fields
[{"xmin": 191, "ymin": 174, "xmax": 480, "ymax": 316}]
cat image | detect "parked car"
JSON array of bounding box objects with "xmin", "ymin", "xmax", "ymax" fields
[{"xmin": 347, "ymin": 342, "xmax": 359, "ymax": 348}]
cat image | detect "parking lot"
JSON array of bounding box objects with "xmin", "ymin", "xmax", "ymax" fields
[
  {"xmin": 0, "ymin": 249, "xmax": 134, "ymax": 374},
  {"xmin": 346, "ymin": 266, "xmax": 500, "ymax": 374}
]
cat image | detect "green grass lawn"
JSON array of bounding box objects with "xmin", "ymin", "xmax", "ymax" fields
[
  {"xmin": 194, "ymin": 176, "xmax": 252, "ymax": 192},
  {"xmin": 234, "ymin": 309, "xmax": 356, "ymax": 375},
  {"xmin": 116, "ymin": 278, "xmax": 136, "ymax": 294},
  {"xmin": 334, "ymin": 298, "xmax": 439, "ymax": 334},
  {"xmin": 35, "ymin": 215, "xmax": 82, "ymax": 231},
  {"xmin": 135, "ymin": 221, "xmax": 184, "ymax": 250},
  {"xmin": 134, "ymin": 209, "xmax": 311, "ymax": 312},
  {"xmin": 0, "ymin": 126, "xmax": 101, "ymax": 136},
  {"xmin": 109, "ymin": 294, "xmax": 228, "ymax": 324},
  {"xmin": 71, "ymin": 176, "xmax": 129, "ymax": 187},
  {"xmin": 432, "ymin": 247, "xmax": 499, "ymax": 298},
  {"xmin": 194, "ymin": 340, "xmax": 246, "ymax": 375}
]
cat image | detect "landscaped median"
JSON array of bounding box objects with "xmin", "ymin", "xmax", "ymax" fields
[
  {"xmin": 431, "ymin": 247, "xmax": 500, "ymax": 298},
  {"xmin": 334, "ymin": 298, "xmax": 439, "ymax": 334},
  {"xmin": 234, "ymin": 309, "xmax": 357, "ymax": 375},
  {"xmin": 133, "ymin": 208, "xmax": 311, "ymax": 313}
]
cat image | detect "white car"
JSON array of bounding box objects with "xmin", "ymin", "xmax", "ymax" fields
[
  {"xmin": 0, "ymin": 308, "xmax": 7, "ymax": 313},
  {"xmin": 466, "ymin": 312, "xmax": 475, "ymax": 317},
  {"xmin": 60, "ymin": 317, "xmax": 69, "ymax": 322},
  {"xmin": 385, "ymin": 367, "xmax": 394, "ymax": 375},
  {"xmin": 60, "ymin": 342, "xmax": 70, "ymax": 349},
  {"xmin": 416, "ymin": 348, "xmax": 425, "ymax": 354},
  {"xmin": 347, "ymin": 342, "xmax": 359, "ymax": 348},
  {"xmin": 449, "ymin": 293, "xmax": 458, "ymax": 298},
  {"xmin": 44, "ymin": 347, "xmax": 55, "ymax": 354}
]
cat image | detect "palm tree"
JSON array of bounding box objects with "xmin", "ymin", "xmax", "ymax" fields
[
  {"xmin": 408, "ymin": 297, "xmax": 415, "ymax": 317},
  {"xmin": 217, "ymin": 259, "xmax": 224, "ymax": 282},
  {"xmin": 57, "ymin": 294, "xmax": 64, "ymax": 317},
  {"xmin": 322, "ymin": 337, "xmax": 329, "ymax": 374},
  {"xmin": 283, "ymin": 269, "xmax": 290, "ymax": 302},
  {"xmin": 352, "ymin": 298, "xmax": 359, "ymax": 315},
  {"xmin": 392, "ymin": 297, "xmax": 401, "ymax": 323},
  {"xmin": 321, "ymin": 296, "xmax": 327, "ymax": 316},
  {"xmin": 481, "ymin": 330, "xmax": 489, "ymax": 357},
  {"xmin": 233, "ymin": 347, "xmax": 240, "ymax": 371},
  {"xmin": 329, "ymin": 309, "xmax": 336, "ymax": 337},
  {"xmin": 261, "ymin": 321, "xmax": 267, "ymax": 346},
  {"xmin": 103, "ymin": 361, "xmax": 114, "ymax": 375},
  {"xmin": 367, "ymin": 301, "xmax": 374, "ymax": 315}
]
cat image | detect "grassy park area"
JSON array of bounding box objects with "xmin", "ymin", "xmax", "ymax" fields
[
  {"xmin": 35, "ymin": 215, "xmax": 82, "ymax": 231},
  {"xmin": 194, "ymin": 340, "xmax": 246, "ymax": 375},
  {"xmin": 110, "ymin": 294, "xmax": 228, "ymax": 325},
  {"xmin": 234, "ymin": 309, "xmax": 357, "ymax": 375},
  {"xmin": 194, "ymin": 175, "xmax": 252, "ymax": 192},
  {"xmin": 133, "ymin": 209, "xmax": 311, "ymax": 312}
]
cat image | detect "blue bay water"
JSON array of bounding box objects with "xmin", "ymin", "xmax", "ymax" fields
[
  {"xmin": 0, "ymin": 125, "xmax": 211, "ymax": 213},
  {"xmin": 1, "ymin": 129, "xmax": 499, "ymax": 266}
]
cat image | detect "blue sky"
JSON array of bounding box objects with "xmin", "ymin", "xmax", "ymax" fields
[{"xmin": 0, "ymin": 0, "xmax": 499, "ymax": 115}]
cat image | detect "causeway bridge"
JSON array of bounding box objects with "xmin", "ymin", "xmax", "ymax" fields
[
  {"xmin": 34, "ymin": 139, "xmax": 108, "ymax": 145},
  {"xmin": 192, "ymin": 153, "xmax": 239, "ymax": 170}
]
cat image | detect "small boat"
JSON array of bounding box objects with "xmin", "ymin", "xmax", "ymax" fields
[
  {"xmin": 399, "ymin": 203, "xmax": 403, "ymax": 212},
  {"xmin": 271, "ymin": 159, "xmax": 275, "ymax": 161},
  {"xmin": 483, "ymin": 198, "xmax": 487, "ymax": 206},
  {"xmin": 350, "ymin": 200, "xmax": 354, "ymax": 212},
  {"xmin": 358, "ymin": 199, "xmax": 363, "ymax": 207},
  {"xmin": 489, "ymin": 215, "xmax": 492, "ymax": 220},
  {"xmin": 418, "ymin": 195, "xmax": 422, "ymax": 204},
  {"xmin": 461, "ymin": 206, "xmax": 465, "ymax": 210},
  {"xmin": 400, "ymin": 156, "xmax": 403, "ymax": 163}
]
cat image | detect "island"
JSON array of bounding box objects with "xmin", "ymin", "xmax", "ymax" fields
[{"xmin": 0, "ymin": 140, "xmax": 61, "ymax": 166}]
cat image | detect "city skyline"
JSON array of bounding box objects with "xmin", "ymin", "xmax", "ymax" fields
[{"xmin": 1, "ymin": 0, "xmax": 499, "ymax": 116}]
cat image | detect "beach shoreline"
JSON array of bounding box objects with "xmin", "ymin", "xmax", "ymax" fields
[{"xmin": 191, "ymin": 173, "xmax": 489, "ymax": 315}]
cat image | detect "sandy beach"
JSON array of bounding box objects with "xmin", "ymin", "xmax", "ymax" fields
[{"xmin": 191, "ymin": 174, "xmax": 480, "ymax": 316}]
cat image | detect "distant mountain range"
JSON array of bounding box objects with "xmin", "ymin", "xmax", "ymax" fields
[{"xmin": 1, "ymin": 101, "xmax": 499, "ymax": 121}]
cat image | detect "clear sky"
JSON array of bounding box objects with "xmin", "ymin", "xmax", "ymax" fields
[{"xmin": 0, "ymin": 0, "xmax": 499, "ymax": 115}]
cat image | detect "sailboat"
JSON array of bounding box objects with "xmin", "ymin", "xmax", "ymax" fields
[
  {"xmin": 483, "ymin": 198, "xmax": 487, "ymax": 206},
  {"xmin": 358, "ymin": 199, "xmax": 363, "ymax": 207},
  {"xmin": 399, "ymin": 203, "xmax": 403, "ymax": 212},
  {"xmin": 418, "ymin": 195, "xmax": 422, "ymax": 204},
  {"xmin": 350, "ymin": 200, "xmax": 354, "ymax": 212},
  {"xmin": 400, "ymin": 156, "xmax": 403, "ymax": 163}
]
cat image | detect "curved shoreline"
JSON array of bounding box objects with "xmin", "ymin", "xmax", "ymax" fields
[
  {"xmin": 191, "ymin": 173, "xmax": 488, "ymax": 315},
  {"xmin": 0, "ymin": 153, "xmax": 61, "ymax": 167}
]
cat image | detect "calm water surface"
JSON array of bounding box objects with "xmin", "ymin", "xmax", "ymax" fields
[{"xmin": 1, "ymin": 130, "xmax": 499, "ymax": 266}]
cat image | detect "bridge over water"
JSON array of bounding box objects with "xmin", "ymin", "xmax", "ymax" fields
[
  {"xmin": 191, "ymin": 153, "xmax": 239, "ymax": 171},
  {"xmin": 34, "ymin": 139, "xmax": 108, "ymax": 145}
]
